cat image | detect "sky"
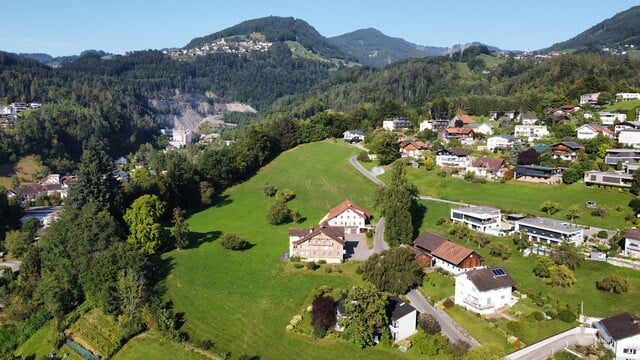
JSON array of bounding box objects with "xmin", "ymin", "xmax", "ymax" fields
[{"xmin": 1, "ymin": 0, "xmax": 639, "ymax": 57}]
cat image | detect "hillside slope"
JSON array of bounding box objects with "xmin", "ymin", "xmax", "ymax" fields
[{"xmin": 546, "ymin": 6, "xmax": 640, "ymax": 51}]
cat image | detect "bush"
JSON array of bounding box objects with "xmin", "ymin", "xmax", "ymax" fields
[
  {"xmin": 275, "ymin": 188, "xmax": 295, "ymax": 202},
  {"xmin": 262, "ymin": 182, "xmax": 277, "ymax": 197},
  {"xmin": 293, "ymin": 262, "xmax": 304, "ymax": 269},
  {"xmin": 313, "ymin": 325, "xmax": 327, "ymax": 338},
  {"xmin": 418, "ymin": 313, "xmax": 441, "ymax": 335},
  {"xmin": 220, "ymin": 233, "xmax": 249, "ymax": 250},
  {"xmin": 558, "ymin": 309, "xmax": 577, "ymax": 323},
  {"xmin": 357, "ymin": 150, "xmax": 370, "ymax": 162},
  {"xmin": 266, "ymin": 199, "xmax": 291, "ymax": 225},
  {"xmin": 306, "ymin": 261, "xmax": 319, "ymax": 271},
  {"xmin": 442, "ymin": 298, "xmax": 454, "ymax": 308},
  {"xmin": 597, "ymin": 274, "xmax": 629, "ymax": 294},
  {"xmin": 506, "ymin": 320, "xmax": 524, "ymax": 335},
  {"xmin": 597, "ymin": 230, "xmax": 608, "ymax": 239},
  {"xmin": 290, "ymin": 256, "xmax": 301, "ymax": 262},
  {"xmin": 317, "ymin": 259, "xmax": 327, "ymax": 265},
  {"xmin": 531, "ymin": 311, "xmax": 545, "ymax": 321}
]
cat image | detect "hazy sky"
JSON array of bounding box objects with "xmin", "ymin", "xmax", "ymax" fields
[{"xmin": 2, "ymin": 0, "xmax": 638, "ymax": 57}]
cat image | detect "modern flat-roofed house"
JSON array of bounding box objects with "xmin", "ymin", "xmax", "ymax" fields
[
  {"xmin": 435, "ymin": 148, "xmax": 470, "ymax": 168},
  {"xmin": 623, "ymin": 229, "xmax": 640, "ymax": 258},
  {"xmin": 514, "ymin": 125, "xmax": 549, "ymax": 141},
  {"xmin": 514, "ymin": 165, "xmax": 561, "ymax": 184},
  {"xmin": 584, "ymin": 170, "xmax": 633, "ymax": 188},
  {"xmin": 599, "ymin": 112, "xmax": 627, "ymax": 126},
  {"xmin": 419, "ymin": 119, "xmax": 449, "ymax": 132},
  {"xmin": 580, "ymin": 92, "xmax": 601, "ymax": 105},
  {"xmin": 319, "ymin": 199, "xmax": 372, "ymax": 234},
  {"xmin": 515, "ymin": 217, "xmax": 584, "ymax": 246},
  {"xmin": 619, "ymin": 130, "xmax": 640, "ymax": 148},
  {"xmin": 387, "ymin": 297, "xmax": 417, "ymax": 342},
  {"xmin": 487, "ymin": 135, "xmax": 517, "ymax": 152},
  {"xmin": 595, "ymin": 312, "xmax": 640, "ymax": 360},
  {"xmin": 289, "ymin": 225, "xmax": 346, "ymax": 263},
  {"xmin": 451, "ymin": 206, "xmax": 502, "ymax": 236},
  {"xmin": 454, "ymin": 267, "xmax": 516, "ymax": 315},
  {"xmin": 616, "ymin": 93, "xmax": 640, "ymax": 101},
  {"xmin": 605, "ymin": 149, "xmax": 640, "ymax": 166},
  {"xmin": 383, "ymin": 116, "xmax": 412, "ymax": 131},
  {"xmin": 343, "ymin": 130, "xmax": 365, "ymax": 143},
  {"xmin": 615, "ymin": 121, "xmax": 640, "ymax": 134}
]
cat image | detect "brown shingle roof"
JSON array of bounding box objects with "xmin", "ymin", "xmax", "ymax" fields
[
  {"xmin": 441, "ymin": 148, "xmax": 469, "ymax": 156},
  {"xmin": 413, "ymin": 231, "xmax": 448, "ymax": 252},
  {"xmin": 325, "ymin": 199, "xmax": 371, "ymax": 222},
  {"xmin": 431, "ymin": 242, "xmax": 476, "ymax": 265},
  {"xmin": 289, "ymin": 225, "xmax": 345, "ymax": 246},
  {"xmin": 473, "ymin": 157, "xmax": 507, "ymax": 171},
  {"xmin": 598, "ymin": 312, "xmax": 640, "ymax": 340},
  {"xmin": 465, "ymin": 267, "xmax": 516, "ymax": 291},
  {"xmin": 457, "ymin": 115, "xmax": 475, "ymax": 124},
  {"xmin": 625, "ymin": 228, "xmax": 640, "ymax": 241}
]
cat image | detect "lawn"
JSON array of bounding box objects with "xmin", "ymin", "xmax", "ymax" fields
[
  {"xmin": 112, "ymin": 330, "xmax": 211, "ymax": 360},
  {"xmin": 134, "ymin": 141, "xmax": 423, "ymax": 360},
  {"xmin": 389, "ymin": 167, "xmax": 635, "ymax": 230},
  {"xmin": 445, "ymin": 306, "xmax": 516, "ymax": 354}
]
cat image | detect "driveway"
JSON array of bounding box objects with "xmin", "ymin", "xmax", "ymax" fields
[
  {"xmin": 344, "ymin": 232, "xmax": 373, "ymax": 260},
  {"xmin": 406, "ymin": 290, "xmax": 480, "ymax": 347}
]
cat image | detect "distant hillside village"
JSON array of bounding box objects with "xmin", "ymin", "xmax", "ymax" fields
[
  {"xmin": 164, "ymin": 37, "xmax": 272, "ymax": 59},
  {"xmin": 0, "ymin": 102, "xmax": 41, "ymax": 127}
]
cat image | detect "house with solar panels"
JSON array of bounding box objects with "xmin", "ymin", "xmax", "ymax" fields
[{"xmin": 454, "ymin": 266, "xmax": 517, "ymax": 315}]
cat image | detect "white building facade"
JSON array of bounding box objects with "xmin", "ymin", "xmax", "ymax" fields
[
  {"xmin": 454, "ymin": 267, "xmax": 516, "ymax": 315},
  {"xmin": 451, "ymin": 206, "xmax": 502, "ymax": 236}
]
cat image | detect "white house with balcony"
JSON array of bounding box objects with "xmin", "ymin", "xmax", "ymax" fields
[
  {"xmin": 624, "ymin": 229, "xmax": 640, "ymax": 258},
  {"xmin": 515, "ymin": 217, "xmax": 584, "ymax": 246},
  {"xmin": 616, "ymin": 93, "xmax": 640, "ymax": 101},
  {"xmin": 451, "ymin": 206, "xmax": 503, "ymax": 236},
  {"xmin": 454, "ymin": 267, "xmax": 517, "ymax": 315},
  {"xmin": 435, "ymin": 148, "xmax": 470, "ymax": 168},
  {"xmin": 487, "ymin": 135, "xmax": 517, "ymax": 152},
  {"xmin": 514, "ymin": 125, "xmax": 549, "ymax": 141},
  {"xmin": 598, "ymin": 112, "xmax": 627, "ymax": 125},
  {"xmin": 576, "ymin": 124, "xmax": 614, "ymax": 140},
  {"xmin": 383, "ymin": 116, "xmax": 411, "ymax": 131},
  {"xmin": 595, "ymin": 312, "xmax": 640, "ymax": 360},
  {"xmin": 580, "ymin": 92, "xmax": 601, "ymax": 105},
  {"xmin": 619, "ymin": 130, "xmax": 640, "ymax": 148}
]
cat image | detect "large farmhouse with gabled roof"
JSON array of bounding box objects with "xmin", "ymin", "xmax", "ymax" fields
[
  {"xmin": 319, "ymin": 199, "xmax": 372, "ymax": 234},
  {"xmin": 289, "ymin": 225, "xmax": 346, "ymax": 264}
]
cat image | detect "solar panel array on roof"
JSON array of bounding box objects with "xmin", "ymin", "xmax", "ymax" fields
[{"xmin": 491, "ymin": 268, "xmax": 506, "ymax": 276}]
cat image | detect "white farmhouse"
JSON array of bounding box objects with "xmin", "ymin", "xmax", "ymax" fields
[
  {"xmin": 454, "ymin": 267, "xmax": 516, "ymax": 315},
  {"xmin": 319, "ymin": 199, "xmax": 372, "ymax": 234},
  {"xmin": 595, "ymin": 312, "xmax": 640, "ymax": 360}
]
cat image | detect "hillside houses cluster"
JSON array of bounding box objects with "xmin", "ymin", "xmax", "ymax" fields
[
  {"xmin": 165, "ymin": 38, "xmax": 272, "ymax": 58},
  {"xmin": 0, "ymin": 102, "xmax": 42, "ymax": 127}
]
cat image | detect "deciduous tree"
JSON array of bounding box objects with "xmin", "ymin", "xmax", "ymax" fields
[
  {"xmin": 341, "ymin": 282, "xmax": 387, "ymax": 348},
  {"xmin": 358, "ymin": 246, "xmax": 423, "ymax": 294},
  {"xmin": 597, "ymin": 274, "xmax": 629, "ymax": 294},
  {"xmin": 546, "ymin": 264, "xmax": 576, "ymax": 287},
  {"xmin": 124, "ymin": 194, "xmax": 167, "ymax": 255}
]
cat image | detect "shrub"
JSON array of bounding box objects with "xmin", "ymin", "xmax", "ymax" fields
[
  {"xmin": 531, "ymin": 311, "xmax": 545, "ymax": 321},
  {"xmin": 262, "ymin": 182, "xmax": 277, "ymax": 197},
  {"xmin": 266, "ymin": 199, "xmax": 291, "ymax": 225},
  {"xmin": 313, "ymin": 325, "xmax": 327, "ymax": 338},
  {"xmin": 506, "ymin": 321, "xmax": 524, "ymax": 335},
  {"xmin": 418, "ymin": 313, "xmax": 441, "ymax": 335},
  {"xmin": 317, "ymin": 259, "xmax": 327, "ymax": 265},
  {"xmin": 293, "ymin": 263, "xmax": 304, "ymax": 269},
  {"xmin": 357, "ymin": 150, "xmax": 370, "ymax": 162},
  {"xmin": 324, "ymin": 266, "xmax": 332, "ymax": 273},
  {"xmin": 442, "ymin": 298, "xmax": 454, "ymax": 308},
  {"xmin": 597, "ymin": 274, "xmax": 629, "ymax": 294},
  {"xmin": 275, "ymin": 188, "xmax": 295, "ymax": 202},
  {"xmin": 220, "ymin": 233, "xmax": 249, "ymax": 250},
  {"xmin": 558, "ymin": 309, "xmax": 577, "ymax": 323},
  {"xmin": 597, "ymin": 230, "xmax": 608, "ymax": 239},
  {"xmin": 306, "ymin": 261, "xmax": 319, "ymax": 271},
  {"xmin": 290, "ymin": 256, "xmax": 301, "ymax": 262}
]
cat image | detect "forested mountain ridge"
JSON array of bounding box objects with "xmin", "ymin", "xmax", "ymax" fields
[
  {"xmin": 546, "ymin": 6, "xmax": 640, "ymax": 52},
  {"xmin": 184, "ymin": 15, "xmax": 352, "ymax": 61},
  {"xmin": 328, "ymin": 28, "xmax": 447, "ymax": 68}
]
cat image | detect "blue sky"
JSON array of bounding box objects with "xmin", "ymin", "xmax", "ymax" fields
[{"xmin": 1, "ymin": 0, "xmax": 638, "ymax": 57}]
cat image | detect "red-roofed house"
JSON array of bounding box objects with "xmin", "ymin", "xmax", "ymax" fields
[
  {"xmin": 467, "ymin": 157, "xmax": 508, "ymax": 179},
  {"xmin": 319, "ymin": 200, "xmax": 372, "ymax": 233},
  {"xmin": 412, "ymin": 231, "xmax": 482, "ymax": 274},
  {"xmin": 450, "ymin": 115, "xmax": 475, "ymax": 127},
  {"xmin": 576, "ymin": 124, "xmax": 614, "ymax": 140},
  {"xmin": 440, "ymin": 128, "xmax": 475, "ymax": 143},
  {"xmin": 399, "ymin": 140, "xmax": 428, "ymax": 159},
  {"xmin": 289, "ymin": 226, "xmax": 346, "ymax": 263}
]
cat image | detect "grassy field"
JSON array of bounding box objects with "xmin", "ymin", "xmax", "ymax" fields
[
  {"xmin": 389, "ymin": 167, "xmax": 635, "ymax": 230},
  {"xmin": 147, "ymin": 141, "xmax": 422, "ymax": 360},
  {"xmin": 0, "ymin": 155, "xmax": 44, "ymax": 188}
]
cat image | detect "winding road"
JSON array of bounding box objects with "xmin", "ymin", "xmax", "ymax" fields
[{"xmin": 348, "ymin": 152, "xmax": 479, "ymax": 347}]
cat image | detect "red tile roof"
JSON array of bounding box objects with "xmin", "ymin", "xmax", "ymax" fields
[
  {"xmin": 326, "ymin": 199, "xmax": 371, "ymax": 222},
  {"xmin": 457, "ymin": 115, "xmax": 475, "ymax": 124},
  {"xmin": 431, "ymin": 241, "xmax": 476, "ymax": 266},
  {"xmin": 445, "ymin": 128, "xmax": 474, "ymax": 135}
]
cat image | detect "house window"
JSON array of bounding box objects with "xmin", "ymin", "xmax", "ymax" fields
[{"xmin": 623, "ymin": 348, "xmax": 637, "ymax": 354}]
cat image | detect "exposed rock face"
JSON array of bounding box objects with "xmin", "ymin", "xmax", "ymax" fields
[{"xmin": 149, "ymin": 90, "xmax": 256, "ymax": 131}]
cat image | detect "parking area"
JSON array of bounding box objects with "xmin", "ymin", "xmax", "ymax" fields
[{"xmin": 344, "ymin": 232, "xmax": 373, "ymax": 261}]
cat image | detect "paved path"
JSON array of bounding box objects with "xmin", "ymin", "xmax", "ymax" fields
[
  {"xmin": 373, "ymin": 217, "xmax": 388, "ymax": 253},
  {"xmin": 349, "ymin": 156, "xmax": 386, "ymax": 186},
  {"xmin": 406, "ymin": 290, "xmax": 480, "ymax": 347},
  {"xmin": 505, "ymin": 326, "xmax": 597, "ymax": 360}
]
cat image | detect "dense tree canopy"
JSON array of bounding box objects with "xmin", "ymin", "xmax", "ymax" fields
[{"xmin": 358, "ymin": 246, "xmax": 423, "ymax": 294}]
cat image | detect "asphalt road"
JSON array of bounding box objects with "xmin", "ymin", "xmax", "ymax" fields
[
  {"xmin": 373, "ymin": 217, "xmax": 389, "ymax": 253},
  {"xmin": 406, "ymin": 290, "xmax": 480, "ymax": 347}
]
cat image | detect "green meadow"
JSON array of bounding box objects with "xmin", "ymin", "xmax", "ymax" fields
[{"xmin": 152, "ymin": 141, "xmax": 420, "ymax": 359}]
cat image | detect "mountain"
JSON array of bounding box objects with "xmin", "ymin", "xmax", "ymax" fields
[
  {"xmin": 184, "ymin": 16, "xmax": 352, "ymax": 61},
  {"xmin": 546, "ymin": 6, "xmax": 640, "ymax": 51},
  {"xmin": 328, "ymin": 28, "xmax": 446, "ymax": 68}
]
